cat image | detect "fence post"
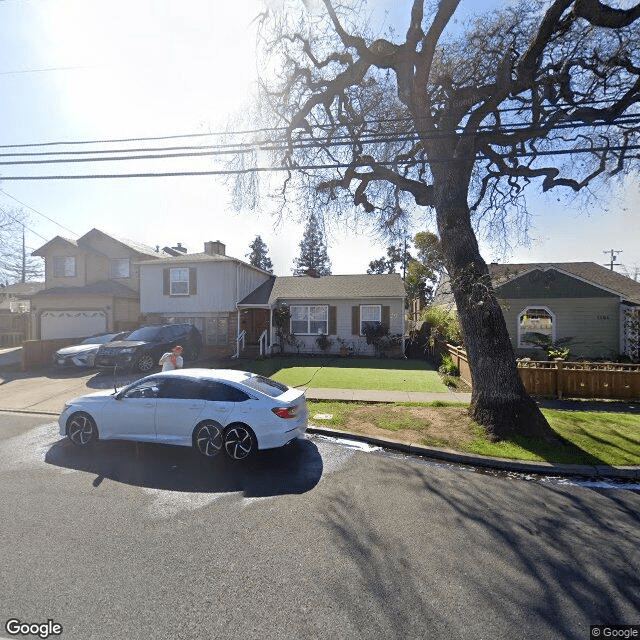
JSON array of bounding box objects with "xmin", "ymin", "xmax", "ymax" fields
[{"xmin": 555, "ymin": 359, "xmax": 564, "ymax": 400}]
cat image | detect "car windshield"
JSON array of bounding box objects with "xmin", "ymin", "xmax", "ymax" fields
[
  {"xmin": 80, "ymin": 333, "xmax": 119, "ymax": 345},
  {"xmin": 123, "ymin": 326, "xmax": 162, "ymax": 341},
  {"xmin": 241, "ymin": 375, "xmax": 289, "ymax": 398}
]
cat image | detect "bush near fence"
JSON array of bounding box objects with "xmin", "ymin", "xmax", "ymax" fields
[{"xmin": 433, "ymin": 339, "xmax": 640, "ymax": 401}]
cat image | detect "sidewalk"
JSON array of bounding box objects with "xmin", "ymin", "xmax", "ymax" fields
[
  {"xmin": 0, "ymin": 366, "xmax": 637, "ymax": 479},
  {"xmin": 304, "ymin": 387, "xmax": 471, "ymax": 404}
]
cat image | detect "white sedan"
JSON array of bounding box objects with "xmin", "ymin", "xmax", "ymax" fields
[{"xmin": 58, "ymin": 369, "xmax": 308, "ymax": 461}]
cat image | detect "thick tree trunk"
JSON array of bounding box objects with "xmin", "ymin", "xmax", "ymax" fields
[{"xmin": 433, "ymin": 162, "xmax": 557, "ymax": 442}]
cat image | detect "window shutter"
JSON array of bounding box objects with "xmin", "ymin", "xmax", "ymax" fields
[
  {"xmin": 382, "ymin": 306, "xmax": 390, "ymax": 328},
  {"xmin": 329, "ymin": 306, "xmax": 337, "ymax": 335},
  {"xmin": 189, "ymin": 267, "xmax": 197, "ymax": 295},
  {"xmin": 163, "ymin": 268, "xmax": 170, "ymax": 295},
  {"xmin": 352, "ymin": 306, "xmax": 359, "ymax": 335}
]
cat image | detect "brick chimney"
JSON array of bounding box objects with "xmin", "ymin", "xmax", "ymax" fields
[{"xmin": 204, "ymin": 241, "xmax": 226, "ymax": 256}]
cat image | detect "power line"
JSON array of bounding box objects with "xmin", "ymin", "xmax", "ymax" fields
[
  {"xmin": 0, "ymin": 144, "xmax": 638, "ymax": 180},
  {"xmin": 0, "ymin": 190, "xmax": 79, "ymax": 237},
  {"xmin": 0, "ymin": 203, "xmax": 50, "ymax": 241},
  {"xmin": 0, "ymin": 113, "xmax": 638, "ymax": 162},
  {"xmin": 0, "ymin": 96, "xmax": 636, "ymax": 150}
]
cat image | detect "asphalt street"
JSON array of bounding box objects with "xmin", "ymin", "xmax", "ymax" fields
[{"xmin": 1, "ymin": 412, "xmax": 639, "ymax": 640}]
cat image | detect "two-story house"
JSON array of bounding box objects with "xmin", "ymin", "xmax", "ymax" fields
[
  {"xmin": 31, "ymin": 228, "xmax": 166, "ymax": 339},
  {"xmin": 137, "ymin": 241, "xmax": 273, "ymax": 356}
]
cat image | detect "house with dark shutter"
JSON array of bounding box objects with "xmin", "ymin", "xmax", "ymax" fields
[
  {"xmin": 432, "ymin": 262, "xmax": 640, "ymax": 360},
  {"xmin": 137, "ymin": 241, "xmax": 273, "ymax": 355},
  {"xmin": 237, "ymin": 273, "xmax": 406, "ymax": 357}
]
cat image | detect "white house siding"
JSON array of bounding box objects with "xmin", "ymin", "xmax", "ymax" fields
[
  {"xmin": 501, "ymin": 297, "xmax": 620, "ymax": 358},
  {"xmin": 139, "ymin": 260, "xmax": 271, "ymax": 353},
  {"xmin": 140, "ymin": 261, "xmax": 270, "ymax": 314},
  {"xmin": 277, "ymin": 297, "xmax": 404, "ymax": 356}
]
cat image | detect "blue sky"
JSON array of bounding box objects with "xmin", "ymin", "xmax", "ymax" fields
[{"xmin": 0, "ymin": 0, "xmax": 638, "ymax": 278}]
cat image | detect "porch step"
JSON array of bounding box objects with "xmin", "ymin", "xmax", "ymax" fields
[{"xmin": 236, "ymin": 344, "xmax": 262, "ymax": 359}]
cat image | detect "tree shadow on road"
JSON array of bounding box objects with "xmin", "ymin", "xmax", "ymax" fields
[
  {"xmin": 318, "ymin": 489, "xmax": 445, "ymax": 640},
  {"xmin": 394, "ymin": 463, "xmax": 640, "ymax": 639},
  {"xmin": 44, "ymin": 436, "xmax": 323, "ymax": 498}
]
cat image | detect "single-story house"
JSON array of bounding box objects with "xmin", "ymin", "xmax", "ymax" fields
[
  {"xmin": 238, "ymin": 273, "xmax": 406, "ymax": 357},
  {"xmin": 31, "ymin": 229, "xmax": 167, "ymax": 339},
  {"xmin": 431, "ymin": 262, "xmax": 640, "ymax": 359}
]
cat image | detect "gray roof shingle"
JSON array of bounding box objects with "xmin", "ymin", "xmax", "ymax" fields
[
  {"xmin": 432, "ymin": 262, "xmax": 640, "ymax": 306},
  {"xmin": 268, "ymin": 274, "xmax": 405, "ymax": 303}
]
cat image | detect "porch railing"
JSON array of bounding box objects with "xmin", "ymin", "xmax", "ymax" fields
[
  {"xmin": 258, "ymin": 329, "xmax": 268, "ymax": 357},
  {"xmin": 234, "ymin": 330, "xmax": 246, "ymax": 359}
]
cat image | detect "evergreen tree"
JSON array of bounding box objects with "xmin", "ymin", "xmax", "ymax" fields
[
  {"xmin": 293, "ymin": 215, "xmax": 331, "ymax": 277},
  {"xmin": 367, "ymin": 243, "xmax": 413, "ymax": 276},
  {"xmin": 246, "ymin": 235, "xmax": 273, "ymax": 273}
]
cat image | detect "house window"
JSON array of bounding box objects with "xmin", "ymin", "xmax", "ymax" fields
[
  {"xmin": 111, "ymin": 259, "xmax": 130, "ymax": 279},
  {"xmin": 291, "ymin": 305, "xmax": 328, "ymax": 335},
  {"xmin": 360, "ymin": 304, "xmax": 382, "ymax": 334},
  {"xmin": 519, "ymin": 307, "xmax": 555, "ymax": 347},
  {"xmin": 53, "ymin": 256, "xmax": 76, "ymax": 277},
  {"xmin": 170, "ymin": 268, "xmax": 190, "ymax": 295}
]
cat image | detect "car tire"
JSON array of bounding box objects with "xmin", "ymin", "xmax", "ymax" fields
[
  {"xmin": 224, "ymin": 423, "xmax": 256, "ymax": 461},
  {"xmin": 193, "ymin": 421, "xmax": 223, "ymax": 458},
  {"xmin": 136, "ymin": 353, "xmax": 155, "ymax": 372},
  {"xmin": 67, "ymin": 412, "xmax": 98, "ymax": 446}
]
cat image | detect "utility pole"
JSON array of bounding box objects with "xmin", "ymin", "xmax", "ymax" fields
[
  {"xmin": 21, "ymin": 225, "xmax": 26, "ymax": 283},
  {"xmin": 603, "ymin": 249, "xmax": 623, "ymax": 271}
]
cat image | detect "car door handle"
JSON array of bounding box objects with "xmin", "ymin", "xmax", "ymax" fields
[{"xmin": 142, "ymin": 403, "xmax": 155, "ymax": 408}]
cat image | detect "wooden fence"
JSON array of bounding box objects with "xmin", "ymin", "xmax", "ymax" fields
[
  {"xmin": 517, "ymin": 359, "xmax": 640, "ymax": 401},
  {"xmin": 21, "ymin": 338, "xmax": 81, "ymax": 370},
  {"xmin": 433, "ymin": 340, "xmax": 640, "ymax": 401}
]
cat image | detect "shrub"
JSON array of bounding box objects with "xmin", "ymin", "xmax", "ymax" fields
[
  {"xmin": 315, "ymin": 334, "xmax": 333, "ymax": 353},
  {"xmin": 421, "ymin": 306, "xmax": 462, "ymax": 345},
  {"xmin": 438, "ymin": 353, "xmax": 459, "ymax": 376}
]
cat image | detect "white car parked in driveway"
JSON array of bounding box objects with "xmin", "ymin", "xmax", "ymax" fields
[{"xmin": 58, "ymin": 369, "xmax": 308, "ymax": 460}]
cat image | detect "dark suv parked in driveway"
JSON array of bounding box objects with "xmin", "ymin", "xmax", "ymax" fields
[{"xmin": 94, "ymin": 323, "xmax": 202, "ymax": 373}]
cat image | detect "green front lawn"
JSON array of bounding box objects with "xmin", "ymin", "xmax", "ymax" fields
[
  {"xmin": 307, "ymin": 401, "xmax": 640, "ymax": 466},
  {"xmin": 238, "ymin": 357, "xmax": 448, "ymax": 392}
]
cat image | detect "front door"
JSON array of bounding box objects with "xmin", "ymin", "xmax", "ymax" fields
[
  {"xmin": 241, "ymin": 309, "xmax": 270, "ymax": 344},
  {"xmin": 253, "ymin": 309, "xmax": 269, "ymax": 344}
]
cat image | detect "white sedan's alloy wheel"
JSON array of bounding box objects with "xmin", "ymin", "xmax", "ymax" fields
[
  {"xmin": 194, "ymin": 421, "xmax": 223, "ymax": 458},
  {"xmin": 67, "ymin": 412, "xmax": 98, "ymax": 446},
  {"xmin": 224, "ymin": 425, "xmax": 256, "ymax": 460}
]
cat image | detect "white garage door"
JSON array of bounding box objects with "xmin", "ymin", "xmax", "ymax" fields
[{"xmin": 41, "ymin": 310, "xmax": 107, "ymax": 340}]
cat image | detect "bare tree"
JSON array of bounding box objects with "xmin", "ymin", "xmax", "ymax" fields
[
  {"xmin": 246, "ymin": 0, "xmax": 640, "ymax": 440},
  {"xmin": 0, "ymin": 208, "xmax": 43, "ymax": 284}
]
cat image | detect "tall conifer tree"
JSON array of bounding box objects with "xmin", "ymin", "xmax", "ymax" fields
[
  {"xmin": 293, "ymin": 215, "xmax": 331, "ymax": 277},
  {"xmin": 246, "ymin": 235, "xmax": 274, "ymax": 273}
]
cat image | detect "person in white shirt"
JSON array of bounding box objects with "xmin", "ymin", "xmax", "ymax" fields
[{"xmin": 159, "ymin": 345, "xmax": 183, "ymax": 371}]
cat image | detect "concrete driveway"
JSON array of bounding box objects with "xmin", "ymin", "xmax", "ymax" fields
[{"xmin": 0, "ymin": 357, "xmax": 141, "ymax": 416}]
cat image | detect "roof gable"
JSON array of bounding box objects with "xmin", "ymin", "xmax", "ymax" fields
[
  {"xmin": 32, "ymin": 236, "xmax": 78, "ymax": 257},
  {"xmin": 490, "ymin": 262, "xmax": 640, "ymax": 304},
  {"xmin": 433, "ymin": 262, "xmax": 640, "ymax": 308},
  {"xmin": 79, "ymin": 228, "xmax": 164, "ymax": 259},
  {"xmin": 494, "ymin": 267, "xmax": 617, "ymax": 300}
]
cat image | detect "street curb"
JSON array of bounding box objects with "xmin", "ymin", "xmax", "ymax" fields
[
  {"xmin": 2, "ymin": 408, "xmax": 638, "ymax": 481},
  {"xmin": 306, "ymin": 426, "xmax": 640, "ymax": 480}
]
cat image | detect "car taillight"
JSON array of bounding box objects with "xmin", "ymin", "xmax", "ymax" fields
[{"xmin": 272, "ymin": 407, "xmax": 296, "ymax": 419}]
